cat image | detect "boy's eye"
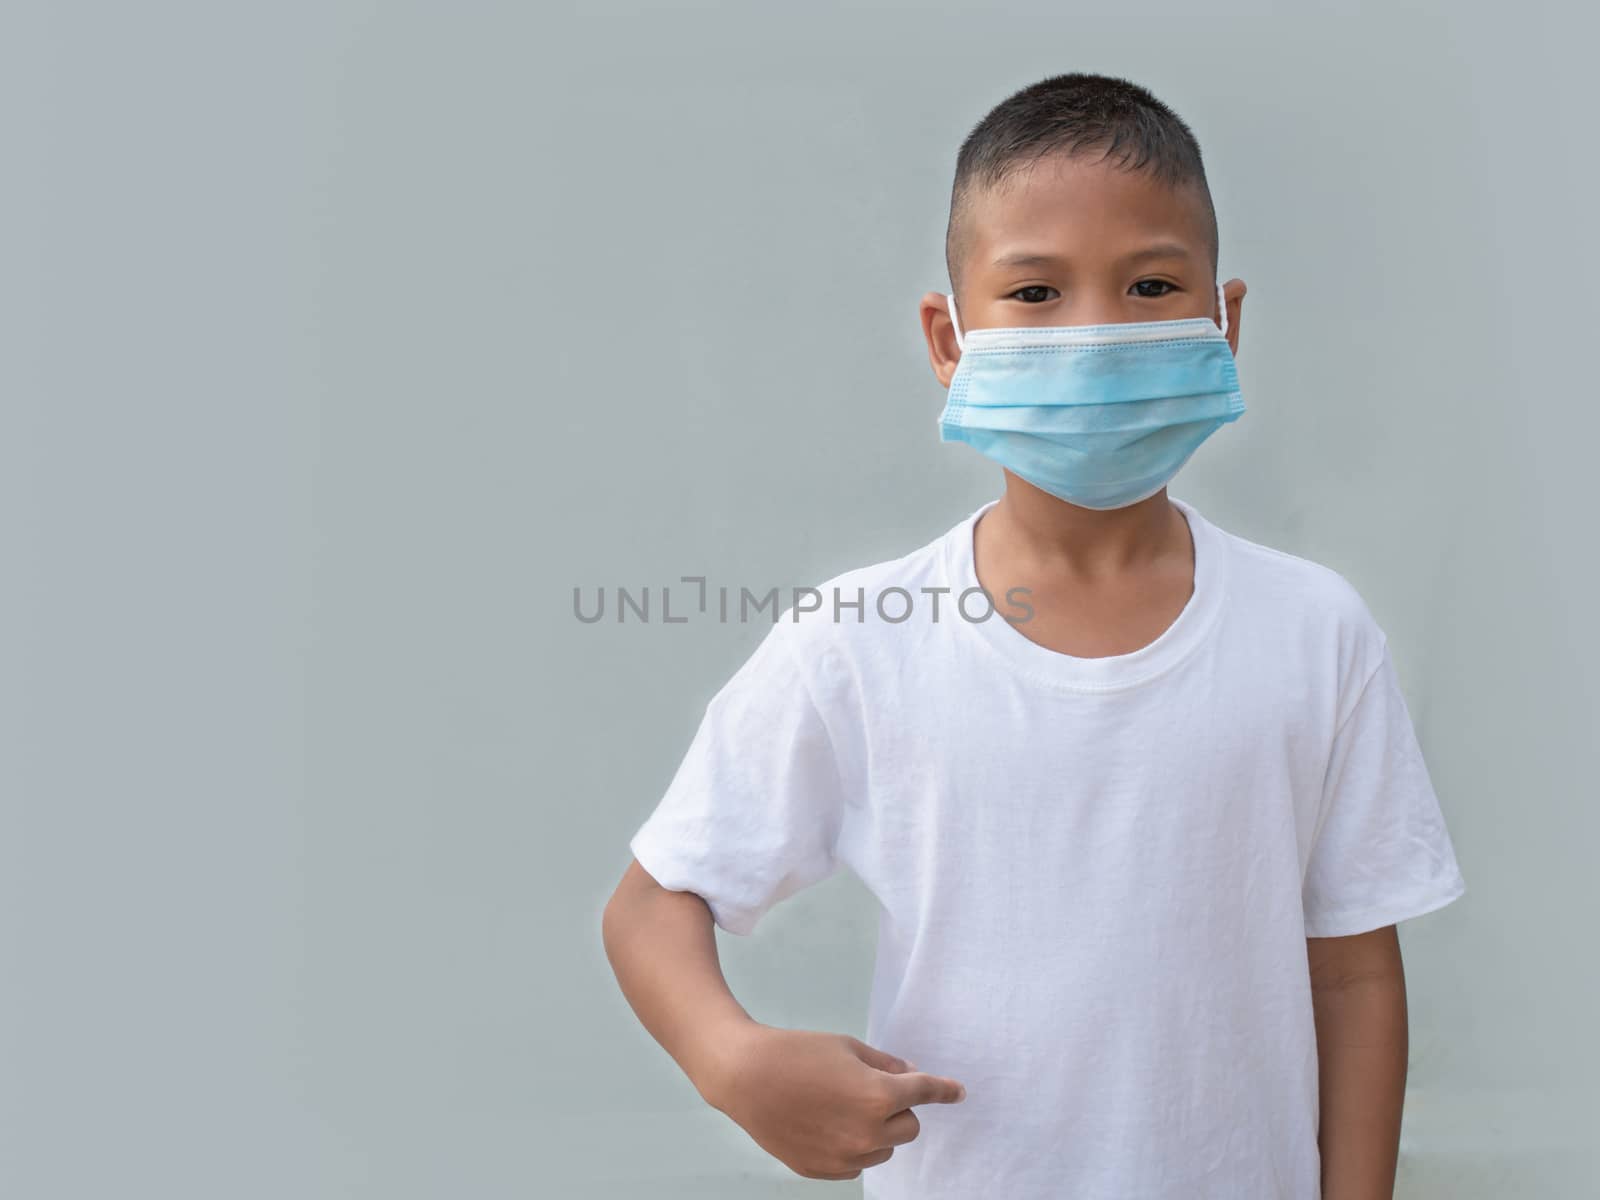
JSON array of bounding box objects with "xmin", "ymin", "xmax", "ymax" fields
[
  {"xmin": 1009, "ymin": 285, "xmax": 1059, "ymax": 303},
  {"xmin": 1131, "ymin": 280, "xmax": 1177, "ymax": 298}
]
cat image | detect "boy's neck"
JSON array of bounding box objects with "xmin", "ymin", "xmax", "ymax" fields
[{"xmin": 986, "ymin": 477, "xmax": 1189, "ymax": 574}]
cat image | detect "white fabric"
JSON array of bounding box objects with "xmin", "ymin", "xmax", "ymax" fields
[{"xmin": 629, "ymin": 495, "xmax": 1467, "ymax": 1199}]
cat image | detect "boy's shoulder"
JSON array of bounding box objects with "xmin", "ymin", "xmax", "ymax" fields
[
  {"xmin": 810, "ymin": 520, "xmax": 955, "ymax": 604},
  {"xmin": 764, "ymin": 513, "xmax": 963, "ymax": 658},
  {"xmin": 1203, "ymin": 509, "xmax": 1392, "ymax": 688},
  {"xmin": 1209, "ymin": 513, "xmax": 1381, "ymax": 625}
]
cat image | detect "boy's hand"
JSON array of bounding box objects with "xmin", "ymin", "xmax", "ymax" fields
[{"xmin": 702, "ymin": 1024, "xmax": 967, "ymax": 1181}]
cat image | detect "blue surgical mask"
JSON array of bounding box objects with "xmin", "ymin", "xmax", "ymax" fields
[{"xmin": 938, "ymin": 284, "xmax": 1244, "ymax": 510}]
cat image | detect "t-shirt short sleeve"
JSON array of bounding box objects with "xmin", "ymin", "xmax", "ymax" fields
[
  {"xmin": 1302, "ymin": 643, "xmax": 1467, "ymax": 938},
  {"xmin": 628, "ymin": 621, "xmax": 849, "ymax": 936}
]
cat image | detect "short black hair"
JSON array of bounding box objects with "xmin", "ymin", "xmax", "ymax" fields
[{"xmin": 945, "ymin": 73, "xmax": 1218, "ymax": 296}]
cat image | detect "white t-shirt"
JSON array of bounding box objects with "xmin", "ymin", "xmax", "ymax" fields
[{"xmin": 628, "ymin": 495, "xmax": 1467, "ymax": 1200}]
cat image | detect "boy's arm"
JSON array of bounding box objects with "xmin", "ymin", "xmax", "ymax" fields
[
  {"xmin": 1306, "ymin": 925, "xmax": 1409, "ymax": 1200},
  {"xmin": 601, "ymin": 857, "xmax": 760, "ymax": 1100},
  {"xmin": 601, "ymin": 858, "xmax": 966, "ymax": 1181}
]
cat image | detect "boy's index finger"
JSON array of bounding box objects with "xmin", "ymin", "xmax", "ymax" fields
[{"xmin": 882, "ymin": 1071, "xmax": 968, "ymax": 1110}]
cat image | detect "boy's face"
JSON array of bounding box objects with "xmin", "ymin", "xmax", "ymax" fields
[{"xmin": 921, "ymin": 151, "xmax": 1245, "ymax": 388}]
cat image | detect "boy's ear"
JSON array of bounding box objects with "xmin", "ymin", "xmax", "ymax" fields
[
  {"xmin": 1221, "ymin": 277, "xmax": 1246, "ymax": 356},
  {"xmin": 919, "ymin": 290, "xmax": 963, "ymax": 388}
]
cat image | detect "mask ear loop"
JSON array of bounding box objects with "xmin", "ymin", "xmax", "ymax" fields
[
  {"xmin": 945, "ymin": 293, "xmax": 965, "ymax": 353},
  {"xmin": 1216, "ymin": 282, "xmax": 1229, "ymax": 337}
]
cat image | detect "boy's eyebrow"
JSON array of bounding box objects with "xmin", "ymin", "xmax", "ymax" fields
[
  {"xmin": 991, "ymin": 251, "xmax": 1062, "ymax": 269},
  {"xmin": 990, "ymin": 242, "xmax": 1197, "ymax": 269},
  {"xmin": 1119, "ymin": 241, "xmax": 1196, "ymax": 264}
]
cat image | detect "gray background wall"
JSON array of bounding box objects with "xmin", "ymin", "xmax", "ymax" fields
[{"xmin": 5, "ymin": 1, "xmax": 1595, "ymax": 1196}]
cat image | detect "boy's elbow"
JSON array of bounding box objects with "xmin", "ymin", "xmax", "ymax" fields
[
  {"xmin": 600, "ymin": 864, "xmax": 639, "ymax": 951},
  {"xmin": 600, "ymin": 857, "xmax": 670, "ymax": 954}
]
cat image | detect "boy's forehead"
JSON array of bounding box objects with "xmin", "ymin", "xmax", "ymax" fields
[{"xmin": 966, "ymin": 152, "xmax": 1212, "ymax": 270}]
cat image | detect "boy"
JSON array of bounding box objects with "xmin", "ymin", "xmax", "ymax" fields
[{"xmin": 602, "ymin": 73, "xmax": 1466, "ymax": 1199}]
